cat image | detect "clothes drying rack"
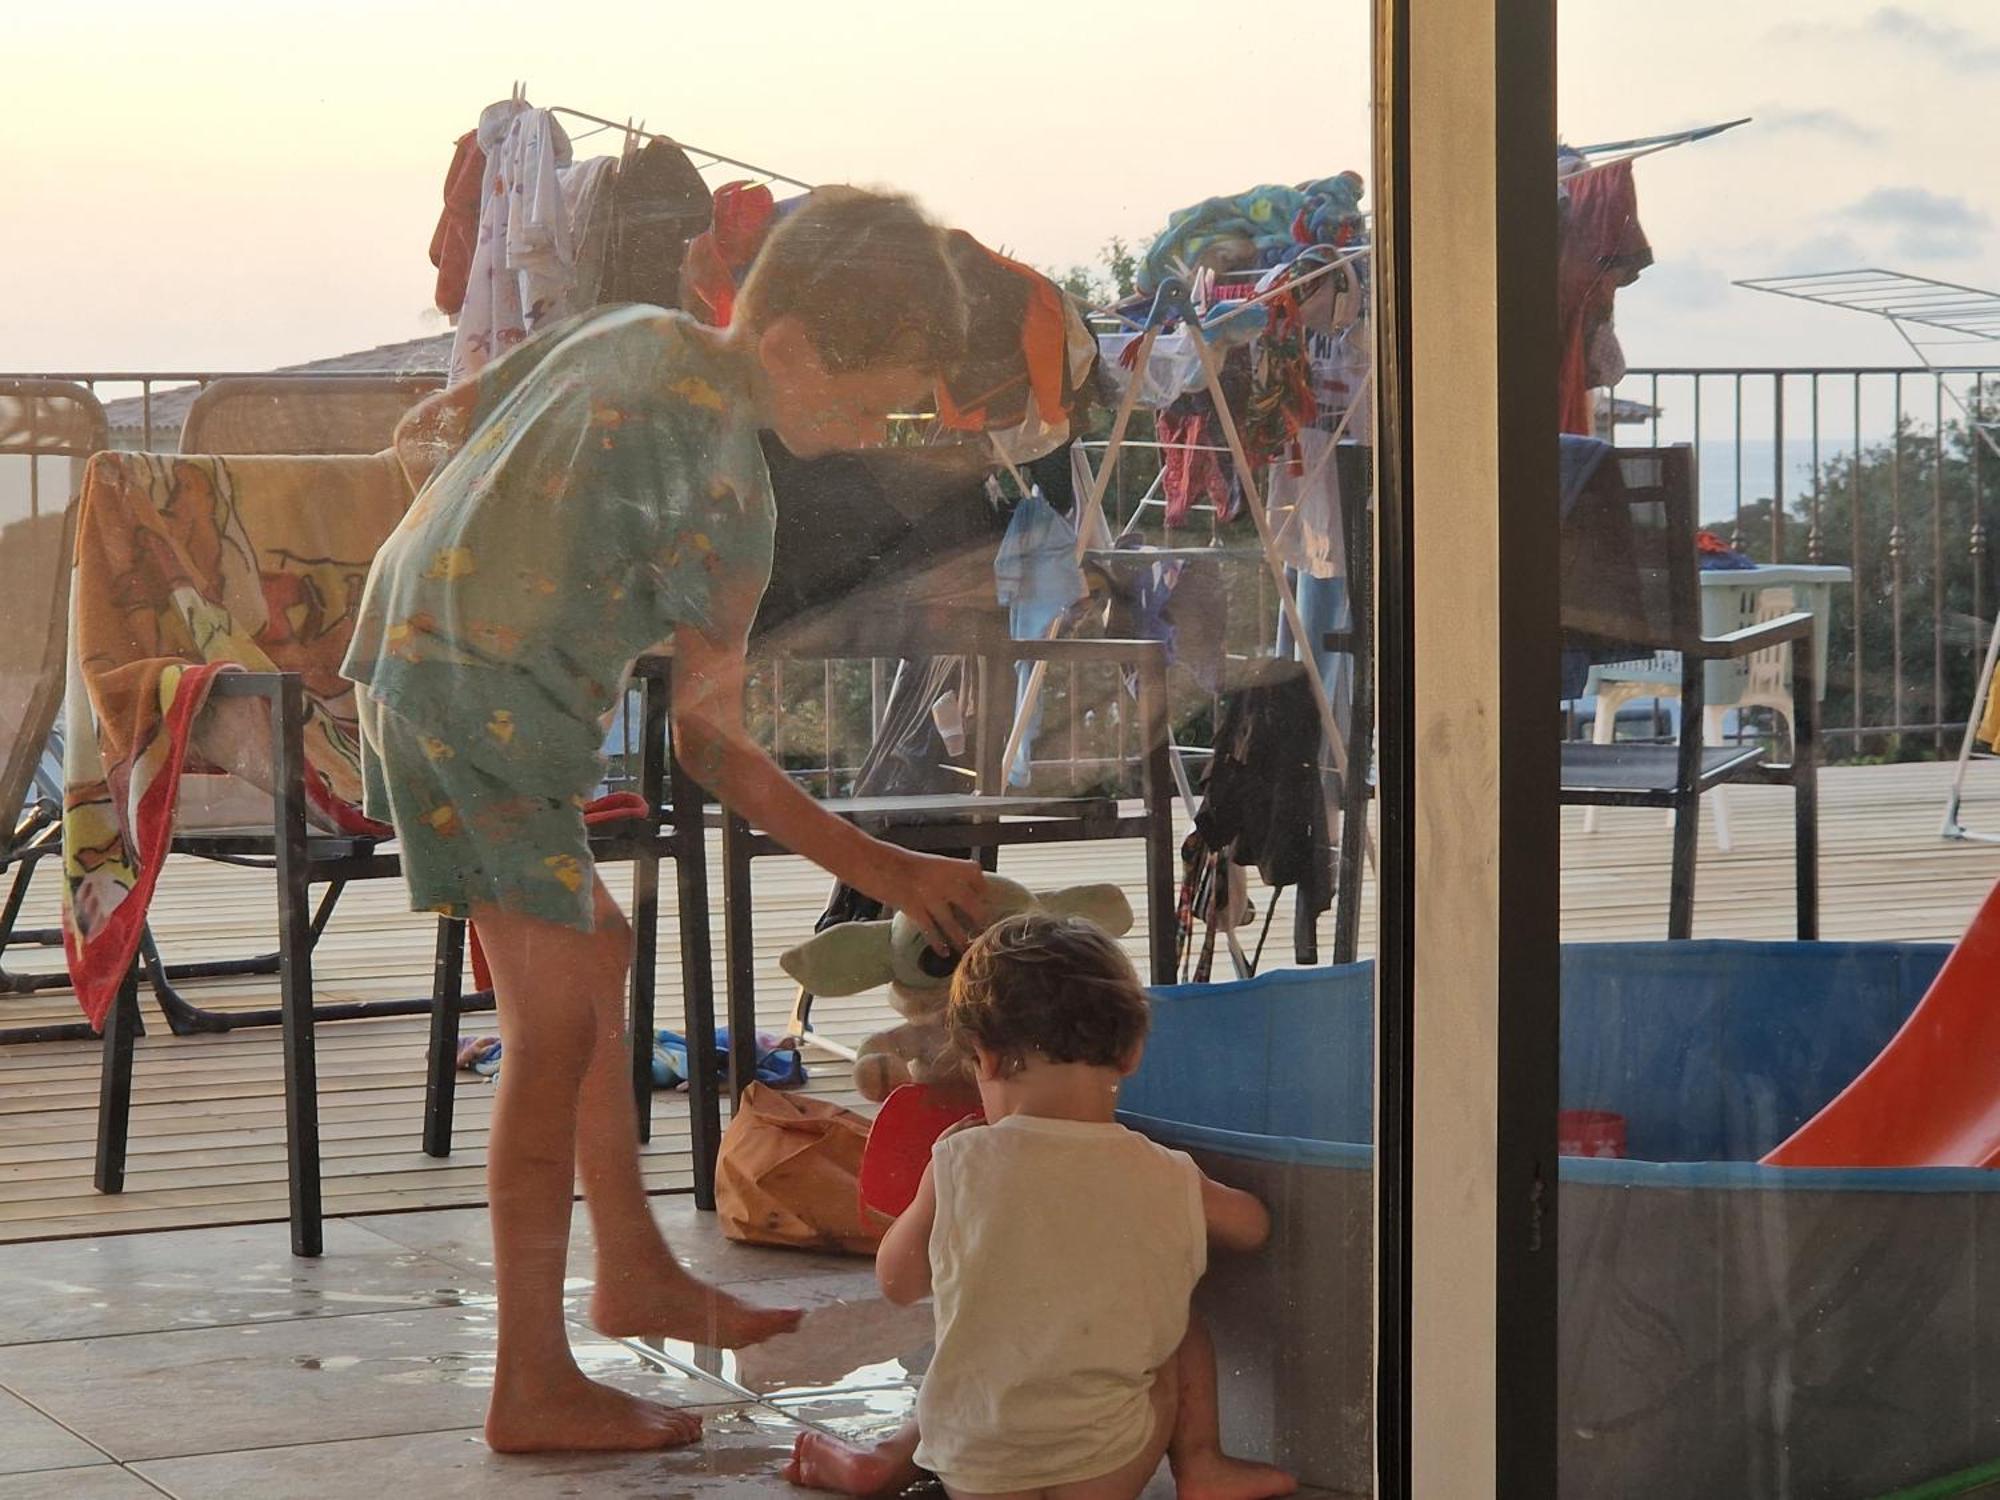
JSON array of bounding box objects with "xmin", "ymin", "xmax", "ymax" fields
[
  {"xmin": 1021, "ymin": 117, "xmax": 1750, "ymax": 967},
  {"xmin": 1736, "ymin": 267, "xmax": 2000, "ymax": 844},
  {"xmin": 503, "ymin": 80, "xmax": 815, "ymax": 191}
]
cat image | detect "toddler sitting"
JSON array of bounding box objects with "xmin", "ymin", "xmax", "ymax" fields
[{"xmin": 787, "ymin": 911, "xmax": 1296, "ymax": 1500}]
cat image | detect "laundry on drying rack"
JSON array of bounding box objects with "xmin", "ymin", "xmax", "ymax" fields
[
  {"xmin": 429, "ymin": 129, "xmax": 486, "ymax": 317},
  {"xmin": 602, "ymin": 137, "xmax": 713, "ymax": 309},
  {"xmin": 1267, "ymin": 429, "xmax": 1348, "ymax": 582},
  {"xmin": 1557, "ymin": 154, "xmax": 1651, "ymax": 435},
  {"xmin": 1138, "ymin": 173, "xmax": 1366, "ymax": 294},
  {"xmin": 451, "ymin": 102, "xmax": 613, "ymax": 382},
  {"xmin": 1156, "ymin": 396, "xmax": 1233, "ymax": 528},
  {"xmin": 682, "ymin": 181, "xmax": 783, "ymax": 324},
  {"xmin": 439, "ymin": 99, "xmax": 727, "ymax": 381}
]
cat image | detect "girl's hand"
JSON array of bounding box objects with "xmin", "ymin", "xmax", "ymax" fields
[{"xmin": 879, "ymin": 849, "xmax": 993, "ymax": 954}]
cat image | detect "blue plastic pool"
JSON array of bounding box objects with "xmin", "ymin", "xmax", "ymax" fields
[{"xmin": 1122, "ymin": 943, "xmax": 2000, "ymax": 1498}]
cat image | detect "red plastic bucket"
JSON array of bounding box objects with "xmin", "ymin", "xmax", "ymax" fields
[{"xmin": 1558, "ymin": 1109, "xmax": 1627, "ymax": 1159}]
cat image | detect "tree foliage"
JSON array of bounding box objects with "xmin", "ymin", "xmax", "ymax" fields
[{"xmin": 1729, "ymin": 413, "xmax": 2000, "ymax": 761}]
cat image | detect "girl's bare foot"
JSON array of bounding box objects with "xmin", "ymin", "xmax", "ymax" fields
[
  {"xmin": 784, "ymin": 1429, "xmax": 926, "ymax": 1495},
  {"xmin": 591, "ymin": 1263, "xmax": 803, "ymax": 1348},
  {"xmin": 1173, "ymin": 1449, "xmax": 1300, "ymax": 1500},
  {"xmin": 484, "ymin": 1369, "xmax": 704, "ymax": 1454}
]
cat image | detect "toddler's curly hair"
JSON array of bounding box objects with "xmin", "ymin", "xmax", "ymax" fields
[{"xmin": 946, "ymin": 912, "xmax": 1150, "ymax": 1076}]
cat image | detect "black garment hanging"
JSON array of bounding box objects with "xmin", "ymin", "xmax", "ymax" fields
[
  {"xmin": 1188, "ymin": 658, "xmax": 1333, "ymax": 933},
  {"xmin": 603, "ymin": 139, "xmax": 714, "ymax": 308}
]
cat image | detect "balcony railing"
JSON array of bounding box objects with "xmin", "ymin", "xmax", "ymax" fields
[
  {"xmin": 1612, "ymin": 366, "xmax": 2000, "ymax": 759},
  {"xmin": 19, "ymin": 362, "xmax": 1995, "ymax": 783}
]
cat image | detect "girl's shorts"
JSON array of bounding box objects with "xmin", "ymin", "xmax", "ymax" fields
[{"xmin": 359, "ymin": 697, "xmax": 598, "ymax": 931}]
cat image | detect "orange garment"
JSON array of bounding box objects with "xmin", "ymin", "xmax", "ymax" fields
[
  {"xmin": 935, "ymin": 234, "xmax": 1073, "ymax": 434},
  {"xmin": 1556, "ymin": 159, "xmax": 1650, "ymax": 435},
  {"xmin": 429, "ymin": 130, "xmax": 485, "ymax": 316},
  {"xmin": 681, "ymin": 181, "xmax": 777, "ymax": 326}
]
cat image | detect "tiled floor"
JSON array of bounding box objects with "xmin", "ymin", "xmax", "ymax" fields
[{"xmin": 0, "ymin": 1199, "xmax": 1346, "ymax": 1498}]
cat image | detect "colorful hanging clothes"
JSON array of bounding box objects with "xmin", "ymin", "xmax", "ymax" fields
[
  {"xmin": 1267, "ymin": 429, "xmax": 1347, "ymax": 581},
  {"xmin": 560, "ymin": 156, "xmax": 618, "ymax": 313},
  {"xmin": 1139, "ymin": 173, "xmax": 1365, "ymax": 294},
  {"xmin": 429, "ymin": 129, "xmax": 486, "ymax": 316},
  {"xmin": 1156, "ymin": 397, "xmax": 1230, "ymax": 528},
  {"xmin": 450, "ymin": 100, "xmax": 532, "ymax": 382},
  {"xmin": 934, "ymin": 235, "xmax": 1094, "ymax": 464},
  {"xmin": 1556, "ymin": 157, "xmax": 1652, "ymax": 435},
  {"xmin": 62, "ymin": 453, "xmax": 412, "ymax": 1026},
  {"xmin": 1243, "ymin": 288, "xmax": 1317, "ymax": 469},
  {"xmin": 993, "ymin": 488, "xmax": 1094, "ymax": 786}
]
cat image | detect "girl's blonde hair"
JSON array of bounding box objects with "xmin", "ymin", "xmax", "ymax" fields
[{"xmin": 734, "ymin": 187, "xmax": 970, "ymax": 376}]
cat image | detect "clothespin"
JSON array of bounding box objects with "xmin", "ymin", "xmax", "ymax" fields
[{"xmin": 1141, "ymin": 277, "xmax": 1202, "ymax": 333}]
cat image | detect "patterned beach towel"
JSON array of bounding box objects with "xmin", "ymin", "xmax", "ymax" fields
[{"xmin": 62, "ymin": 451, "xmax": 412, "ymax": 1026}]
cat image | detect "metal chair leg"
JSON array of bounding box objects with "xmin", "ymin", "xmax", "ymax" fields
[
  {"xmin": 720, "ymin": 812, "xmax": 757, "ymax": 1103},
  {"xmin": 671, "ymin": 747, "xmax": 721, "ymax": 1211},
  {"xmin": 1795, "ymin": 642, "xmax": 1821, "ymax": 940},
  {"xmin": 1667, "ymin": 794, "xmax": 1699, "ymax": 940},
  {"xmin": 628, "ymin": 667, "xmax": 669, "ymax": 1144},
  {"xmin": 1668, "ymin": 658, "xmax": 1706, "ymax": 941},
  {"xmin": 270, "ymin": 677, "xmax": 323, "ymax": 1258},
  {"xmin": 423, "ymin": 919, "xmax": 465, "ymax": 1159},
  {"xmin": 92, "ymin": 968, "xmax": 143, "ymax": 1194},
  {"xmin": 1137, "ymin": 650, "xmax": 1177, "ymax": 984},
  {"xmin": 629, "ymin": 858, "xmax": 660, "ymax": 1144}
]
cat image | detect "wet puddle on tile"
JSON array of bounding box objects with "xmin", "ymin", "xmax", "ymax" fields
[{"xmin": 603, "ymin": 1290, "xmax": 932, "ymax": 1402}]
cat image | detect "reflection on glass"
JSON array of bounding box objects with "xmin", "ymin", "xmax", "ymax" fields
[
  {"xmin": 7, "ymin": 8, "xmax": 1379, "ymax": 1494},
  {"xmin": 1558, "ymin": 18, "xmax": 1994, "ymax": 1493}
]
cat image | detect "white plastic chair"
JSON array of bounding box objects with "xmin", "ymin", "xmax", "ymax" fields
[{"xmin": 1584, "ymin": 586, "xmax": 1799, "ymax": 851}]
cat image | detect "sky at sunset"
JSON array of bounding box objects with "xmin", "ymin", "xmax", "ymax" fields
[{"xmin": 6, "ymin": 1, "xmax": 1998, "ymax": 379}]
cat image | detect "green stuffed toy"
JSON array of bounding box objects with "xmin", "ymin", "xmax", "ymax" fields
[{"xmin": 779, "ymin": 875, "xmax": 1135, "ymax": 1102}]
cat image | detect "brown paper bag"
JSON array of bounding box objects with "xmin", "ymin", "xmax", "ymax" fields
[{"xmin": 715, "ymin": 1083, "xmax": 884, "ymax": 1256}]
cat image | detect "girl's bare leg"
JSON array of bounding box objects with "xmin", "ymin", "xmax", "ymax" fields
[
  {"xmin": 568, "ymin": 877, "xmax": 801, "ymax": 1346},
  {"xmin": 470, "ymin": 894, "xmax": 703, "ymax": 1453}
]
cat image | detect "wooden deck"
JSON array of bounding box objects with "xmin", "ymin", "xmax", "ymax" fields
[{"xmin": 4, "ymin": 757, "xmax": 1999, "ymax": 1243}]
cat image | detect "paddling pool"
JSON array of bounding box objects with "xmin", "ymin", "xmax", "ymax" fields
[{"xmin": 1122, "ymin": 943, "xmax": 2000, "ymax": 1498}]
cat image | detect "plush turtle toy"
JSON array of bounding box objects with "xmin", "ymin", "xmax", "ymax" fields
[{"xmin": 778, "ymin": 876, "xmax": 1134, "ymax": 1101}]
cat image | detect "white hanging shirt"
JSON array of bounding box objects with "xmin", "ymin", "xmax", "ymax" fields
[
  {"xmin": 452, "ymin": 106, "xmax": 612, "ymax": 384},
  {"xmin": 913, "ymin": 1115, "xmax": 1207, "ymax": 1493}
]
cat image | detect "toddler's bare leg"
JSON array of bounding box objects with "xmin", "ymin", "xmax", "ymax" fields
[
  {"xmin": 470, "ymin": 899, "xmax": 701, "ymax": 1453},
  {"xmin": 784, "ymin": 1418, "xmax": 925, "ymax": 1494},
  {"xmin": 572, "ymin": 876, "xmax": 802, "ymax": 1347},
  {"xmin": 1165, "ymin": 1314, "xmax": 1297, "ymax": 1500}
]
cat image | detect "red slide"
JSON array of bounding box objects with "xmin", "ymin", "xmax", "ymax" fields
[{"xmin": 1765, "ymin": 879, "xmax": 2000, "ymax": 1168}]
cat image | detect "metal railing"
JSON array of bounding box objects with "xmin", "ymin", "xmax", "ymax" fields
[
  {"xmin": 1612, "ymin": 366, "xmax": 2000, "ymax": 759},
  {"xmin": 23, "ymin": 360, "xmax": 1995, "ymax": 774},
  {"xmin": 6, "ymin": 366, "xmax": 1249, "ymax": 797}
]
